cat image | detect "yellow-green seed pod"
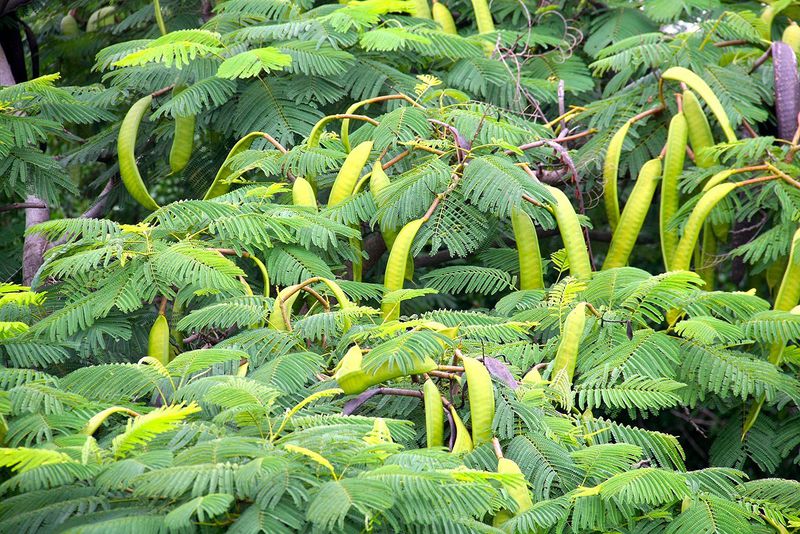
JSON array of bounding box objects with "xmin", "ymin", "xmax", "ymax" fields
[
  {"xmin": 204, "ymin": 132, "xmax": 265, "ymax": 200},
  {"xmin": 334, "ymin": 344, "xmax": 437, "ymax": 395},
  {"xmin": 168, "ymin": 86, "xmax": 195, "ymax": 174},
  {"xmin": 682, "ymin": 90, "xmax": 716, "ymax": 168},
  {"xmin": 545, "ymin": 186, "xmax": 592, "ymax": 280},
  {"xmin": 432, "ymin": 0, "xmax": 458, "ymax": 34},
  {"xmin": 148, "ymin": 313, "xmax": 170, "ymax": 365},
  {"xmin": 661, "ymin": 67, "xmax": 736, "ymax": 143},
  {"xmin": 603, "ymin": 120, "xmax": 631, "ymax": 232},
  {"xmin": 292, "ymin": 177, "xmax": 318, "ymax": 210},
  {"xmin": 328, "ymin": 141, "xmax": 373, "ymax": 207},
  {"xmin": 412, "ymin": 0, "xmax": 432, "ymax": 18},
  {"xmin": 382, "ymin": 218, "xmax": 425, "ymax": 320},
  {"xmin": 784, "ymin": 21, "xmax": 800, "ymax": 55},
  {"xmin": 660, "ymin": 113, "xmax": 689, "ymax": 271},
  {"xmin": 449, "ymin": 405, "xmax": 474, "ymax": 453},
  {"xmin": 511, "ymin": 205, "xmax": 544, "ymax": 289},
  {"xmin": 552, "ymin": 302, "xmax": 586, "ymax": 383},
  {"xmin": 423, "ymin": 379, "xmax": 444, "ymax": 448},
  {"xmin": 493, "ymin": 457, "xmax": 533, "ymax": 526},
  {"xmin": 60, "ymin": 14, "xmax": 80, "ymax": 36},
  {"xmin": 268, "ymin": 285, "xmax": 301, "ymax": 330},
  {"xmin": 86, "ymin": 6, "xmax": 116, "ymax": 32},
  {"xmin": 462, "ymin": 356, "xmax": 494, "ymax": 446},
  {"xmin": 671, "ymin": 183, "xmax": 738, "ymax": 272},
  {"xmin": 603, "ymin": 158, "xmax": 661, "ymax": 270},
  {"xmin": 118, "ymin": 95, "xmax": 160, "ymax": 211}
]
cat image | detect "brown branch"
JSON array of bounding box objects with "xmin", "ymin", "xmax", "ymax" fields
[{"xmin": 0, "ymin": 201, "xmax": 47, "ymax": 212}]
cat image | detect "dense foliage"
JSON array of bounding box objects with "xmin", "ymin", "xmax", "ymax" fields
[{"xmin": 3, "ymin": 0, "xmax": 800, "ymax": 532}]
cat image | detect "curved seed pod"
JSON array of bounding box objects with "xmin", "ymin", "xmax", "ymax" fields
[
  {"xmin": 118, "ymin": 95, "xmax": 160, "ymax": 211},
  {"xmin": 671, "ymin": 183, "xmax": 738, "ymax": 272},
  {"xmin": 334, "ymin": 345, "xmax": 437, "ymax": 395},
  {"xmin": 432, "ymin": 0, "xmax": 458, "ymax": 34},
  {"xmin": 744, "ymin": 227, "xmax": 800, "ymax": 436},
  {"xmin": 371, "ymin": 162, "xmax": 413, "ymax": 281},
  {"xmin": 551, "ymin": 302, "xmax": 587, "ymax": 383},
  {"xmin": 545, "ymin": 186, "xmax": 592, "ymax": 280},
  {"xmin": 268, "ymin": 285, "xmax": 301, "ymax": 330},
  {"xmin": 292, "ymin": 177, "xmax": 318, "ymax": 210},
  {"xmin": 82, "ymin": 406, "xmax": 140, "ymax": 436},
  {"xmin": 511, "ymin": 205, "xmax": 544, "ymax": 289},
  {"xmin": 412, "ymin": 0, "xmax": 432, "ymax": 18},
  {"xmin": 148, "ymin": 313, "xmax": 170, "ymax": 365},
  {"xmin": 662, "ymin": 67, "xmax": 737, "ymax": 143},
  {"xmin": 784, "ymin": 21, "xmax": 800, "ymax": 54},
  {"xmin": 423, "ymin": 379, "xmax": 444, "ymax": 448},
  {"xmin": 328, "ymin": 141, "xmax": 374, "ymax": 206},
  {"xmin": 168, "ymin": 86, "xmax": 195, "ymax": 173},
  {"xmin": 449, "ymin": 405, "xmax": 474, "ymax": 453},
  {"xmin": 204, "ymin": 132, "xmax": 266, "ymax": 200},
  {"xmin": 382, "ymin": 218, "xmax": 425, "ymax": 320},
  {"xmin": 773, "ymin": 42, "xmax": 800, "ymax": 141},
  {"xmin": 493, "ymin": 457, "xmax": 533, "ymax": 526},
  {"xmin": 682, "ymin": 90, "xmax": 716, "ymax": 168},
  {"xmin": 86, "ymin": 6, "xmax": 116, "ymax": 32},
  {"xmin": 462, "ymin": 356, "xmax": 494, "ymax": 446},
  {"xmin": 660, "ymin": 113, "xmax": 689, "ymax": 270},
  {"xmin": 603, "ymin": 120, "xmax": 631, "ymax": 232},
  {"xmin": 703, "ymin": 169, "xmax": 737, "ymax": 191},
  {"xmin": 602, "ymin": 158, "xmax": 662, "ymax": 270}
]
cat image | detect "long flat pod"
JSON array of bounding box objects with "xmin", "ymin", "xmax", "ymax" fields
[
  {"xmin": 659, "ymin": 113, "xmax": 688, "ymax": 271},
  {"xmin": 118, "ymin": 95, "xmax": 160, "ymax": 211},
  {"xmin": 603, "ymin": 120, "xmax": 631, "ymax": 232},
  {"xmin": 461, "ymin": 356, "xmax": 494, "ymax": 446},
  {"xmin": 682, "ymin": 90, "xmax": 716, "ymax": 168},
  {"xmin": 552, "ymin": 302, "xmax": 587, "ymax": 383},
  {"xmin": 545, "ymin": 186, "xmax": 592, "ymax": 280},
  {"xmin": 772, "ymin": 42, "xmax": 800, "ymax": 141},
  {"xmin": 423, "ymin": 379, "xmax": 444, "ymax": 448},
  {"xmin": 382, "ymin": 218, "xmax": 425, "ymax": 320},
  {"xmin": 432, "ymin": 0, "xmax": 458, "ymax": 34},
  {"xmin": 412, "ymin": 0, "xmax": 432, "ymax": 18},
  {"xmin": 602, "ymin": 158, "xmax": 661, "ymax": 270},
  {"xmin": 168, "ymin": 86, "xmax": 195, "ymax": 173},
  {"xmin": 511, "ymin": 205, "xmax": 544, "ymax": 289},
  {"xmin": 328, "ymin": 141, "xmax": 373, "ymax": 207},
  {"xmin": 148, "ymin": 313, "xmax": 170, "ymax": 365},
  {"xmin": 292, "ymin": 177, "xmax": 317, "ymax": 210},
  {"xmin": 671, "ymin": 183, "xmax": 738, "ymax": 272},
  {"xmin": 204, "ymin": 132, "xmax": 266, "ymax": 200},
  {"xmin": 661, "ymin": 67, "xmax": 737, "ymax": 143}
]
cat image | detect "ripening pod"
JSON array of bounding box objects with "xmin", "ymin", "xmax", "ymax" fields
[
  {"xmin": 493, "ymin": 457, "xmax": 533, "ymax": 526},
  {"xmin": 60, "ymin": 13, "xmax": 80, "ymax": 36},
  {"xmin": 86, "ymin": 6, "xmax": 116, "ymax": 32},
  {"xmin": 148, "ymin": 313, "xmax": 171, "ymax": 365},
  {"xmin": 364, "ymin": 418, "xmax": 393, "ymax": 445},
  {"xmin": 784, "ymin": 21, "xmax": 800, "ymax": 55}
]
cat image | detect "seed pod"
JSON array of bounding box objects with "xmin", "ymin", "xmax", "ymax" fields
[
  {"xmin": 168, "ymin": 86, "xmax": 195, "ymax": 173},
  {"xmin": 148, "ymin": 313, "xmax": 170, "ymax": 365},
  {"xmin": 364, "ymin": 418, "xmax": 393, "ymax": 445},
  {"xmin": 449, "ymin": 405, "xmax": 474, "ymax": 453},
  {"xmin": 462, "ymin": 356, "xmax": 494, "ymax": 446},
  {"xmin": 382, "ymin": 218, "xmax": 425, "ymax": 320},
  {"xmin": 552, "ymin": 302, "xmax": 587, "ymax": 383},
  {"xmin": 86, "ymin": 6, "xmax": 116, "ymax": 32},
  {"xmin": 470, "ymin": 0, "xmax": 495, "ymax": 35},
  {"xmin": 328, "ymin": 141, "xmax": 373, "ymax": 207},
  {"xmin": 204, "ymin": 132, "xmax": 265, "ymax": 200},
  {"xmin": 292, "ymin": 177, "xmax": 318, "ymax": 210},
  {"xmin": 784, "ymin": 21, "xmax": 800, "ymax": 55},
  {"xmin": 334, "ymin": 345, "xmax": 437, "ymax": 395},
  {"xmin": 118, "ymin": 95, "xmax": 160, "ymax": 211},
  {"xmin": 493, "ymin": 457, "xmax": 533, "ymax": 526},
  {"xmin": 661, "ymin": 67, "xmax": 736, "ymax": 143},
  {"xmin": 432, "ymin": 0, "xmax": 458, "ymax": 34},
  {"xmin": 371, "ymin": 162, "xmax": 413, "ymax": 281},
  {"xmin": 671, "ymin": 183, "xmax": 738, "ymax": 272},
  {"xmin": 511, "ymin": 205, "xmax": 544, "ymax": 289},
  {"xmin": 773, "ymin": 42, "xmax": 800, "ymax": 141},
  {"xmin": 423, "ymin": 378, "xmax": 444, "ymax": 448},
  {"xmin": 60, "ymin": 14, "xmax": 80, "ymax": 36},
  {"xmin": 603, "ymin": 158, "xmax": 662, "ymax": 270},
  {"xmin": 682, "ymin": 90, "xmax": 716, "ymax": 168},
  {"xmin": 545, "ymin": 186, "xmax": 592, "ymax": 280},
  {"xmin": 412, "ymin": 0, "xmax": 432, "ymax": 18},
  {"xmin": 268, "ymin": 284, "xmax": 301, "ymax": 330},
  {"xmin": 660, "ymin": 113, "xmax": 689, "ymax": 270},
  {"xmin": 603, "ymin": 120, "xmax": 631, "ymax": 232}
]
